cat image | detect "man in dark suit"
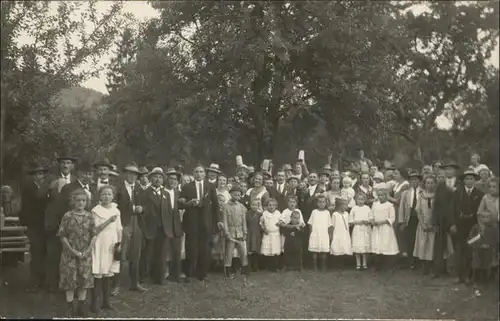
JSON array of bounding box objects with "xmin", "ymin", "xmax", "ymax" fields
[
  {"xmin": 299, "ymin": 172, "xmax": 324, "ymax": 268},
  {"xmin": 179, "ymin": 165, "xmax": 222, "ymax": 281},
  {"xmin": 20, "ymin": 163, "xmax": 50, "ymax": 291},
  {"xmin": 274, "ymin": 170, "xmax": 287, "ymax": 211},
  {"xmin": 114, "ymin": 163, "xmax": 147, "ymax": 292},
  {"xmin": 453, "ymin": 169, "xmax": 484, "ymax": 283},
  {"xmin": 44, "ymin": 155, "xmax": 78, "ymax": 291},
  {"xmin": 138, "ymin": 167, "xmax": 185, "ymax": 285}
]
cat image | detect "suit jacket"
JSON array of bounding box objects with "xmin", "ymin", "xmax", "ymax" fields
[
  {"xmin": 179, "ymin": 180, "xmax": 220, "ymax": 234},
  {"xmin": 398, "ymin": 187, "xmax": 421, "ymax": 226},
  {"xmin": 268, "ymin": 185, "xmax": 286, "ymax": 211},
  {"xmin": 453, "ymin": 186, "xmax": 484, "ymax": 236},
  {"xmin": 300, "ymin": 185, "xmax": 324, "ymax": 222},
  {"xmin": 137, "ymin": 186, "xmax": 183, "ymax": 240},
  {"xmin": 44, "ymin": 172, "xmax": 77, "ymax": 231},
  {"xmin": 115, "ymin": 180, "xmax": 143, "ymax": 227},
  {"xmin": 48, "ymin": 181, "xmax": 97, "ymax": 231},
  {"xmin": 20, "ymin": 180, "xmax": 49, "ymax": 229}
]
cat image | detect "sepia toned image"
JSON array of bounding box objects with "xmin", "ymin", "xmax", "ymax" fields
[{"xmin": 0, "ymin": 1, "xmax": 498, "ymax": 320}]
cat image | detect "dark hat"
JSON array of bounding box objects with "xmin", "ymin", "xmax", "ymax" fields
[
  {"xmin": 57, "ymin": 155, "xmax": 78, "ymax": 162},
  {"xmin": 229, "ymin": 185, "xmax": 242, "ymax": 194},
  {"xmin": 26, "ymin": 163, "xmax": 49, "ymax": 174},
  {"xmin": 440, "ymin": 160, "xmax": 460, "ymax": 169},
  {"xmin": 461, "ymin": 169, "xmax": 480, "ymax": 181},
  {"xmin": 174, "ymin": 164, "xmax": 184, "ymax": 173},
  {"xmin": 164, "ymin": 168, "xmax": 182, "ymax": 181},
  {"xmin": 123, "ymin": 162, "xmax": 141, "ymax": 175},
  {"xmin": 94, "ymin": 158, "xmax": 113, "ymax": 169},
  {"xmin": 287, "ymin": 175, "xmax": 301, "ymax": 183},
  {"xmin": 408, "ymin": 170, "xmax": 423, "ymax": 180},
  {"xmin": 206, "ymin": 163, "xmax": 222, "ymax": 174},
  {"xmin": 77, "ymin": 161, "xmax": 94, "ymax": 172}
]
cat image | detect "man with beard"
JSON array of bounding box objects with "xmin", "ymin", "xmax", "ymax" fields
[
  {"xmin": 179, "ymin": 165, "xmax": 222, "ymax": 281},
  {"xmin": 44, "ymin": 155, "xmax": 77, "ymax": 291},
  {"xmin": 20, "ymin": 162, "xmax": 50, "ymax": 291}
]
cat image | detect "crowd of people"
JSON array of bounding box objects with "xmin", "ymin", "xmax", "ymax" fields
[{"xmin": 0, "ymin": 150, "xmax": 498, "ymax": 317}]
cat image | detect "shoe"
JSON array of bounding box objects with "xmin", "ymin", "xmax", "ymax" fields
[
  {"xmin": 111, "ymin": 286, "xmax": 120, "ymax": 296},
  {"xmin": 130, "ymin": 283, "xmax": 148, "ymax": 292},
  {"xmin": 356, "ymin": 266, "xmax": 361, "ymax": 270},
  {"xmin": 362, "ymin": 265, "xmax": 368, "ymax": 270}
]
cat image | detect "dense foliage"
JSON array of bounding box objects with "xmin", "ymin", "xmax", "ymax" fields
[{"xmin": 1, "ymin": 1, "xmax": 498, "ymax": 184}]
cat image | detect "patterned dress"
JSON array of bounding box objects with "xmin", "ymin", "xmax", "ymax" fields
[{"xmin": 57, "ymin": 211, "xmax": 95, "ymax": 290}]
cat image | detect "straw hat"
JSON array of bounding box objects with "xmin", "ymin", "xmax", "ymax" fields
[
  {"xmin": 148, "ymin": 167, "xmax": 166, "ymax": 178},
  {"xmin": 206, "ymin": 163, "xmax": 222, "ymax": 174},
  {"xmin": 123, "ymin": 162, "xmax": 141, "ymax": 175},
  {"xmin": 94, "ymin": 158, "xmax": 113, "ymax": 170},
  {"xmin": 164, "ymin": 168, "xmax": 182, "ymax": 181},
  {"xmin": 461, "ymin": 169, "xmax": 480, "ymax": 181}
]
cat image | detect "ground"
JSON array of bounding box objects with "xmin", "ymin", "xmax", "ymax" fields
[{"xmin": 0, "ymin": 262, "xmax": 498, "ymax": 320}]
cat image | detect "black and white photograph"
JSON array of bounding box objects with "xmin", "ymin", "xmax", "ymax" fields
[{"xmin": 0, "ymin": 0, "xmax": 499, "ymax": 320}]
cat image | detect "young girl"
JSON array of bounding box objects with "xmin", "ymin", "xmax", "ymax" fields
[
  {"xmin": 349, "ymin": 193, "xmax": 373, "ymax": 270},
  {"xmin": 330, "ymin": 197, "xmax": 352, "ymax": 267},
  {"xmin": 246, "ymin": 199, "xmax": 262, "ymax": 272},
  {"xmin": 282, "ymin": 210, "xmax": 305, "ymax": 271},
  {"xmin": 58, "ymin": 189, "xmax": 96, "ymax": 317},
  {"xmin": 91, "ymin": 186, "xmax": 122, "ymax": 313},
  {"xmin": 370, "ymin": 184, "xmax": 399, "ymax": 269},
  {"xmin": 341, "ymin": 177, "xmax": 356, "ymax": 209},
  {"xmin": 308, "ymin": 194, "xmax": 333, "ymax": 271},
  {"xmin": 477, "ymin": 177, "xmax": 499, "ymax": 224},
  {"xmin": 260, "ymin": 198, "xmax": 282, "ymax": 272}
]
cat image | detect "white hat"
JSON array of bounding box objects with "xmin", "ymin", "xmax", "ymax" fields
[
  {"xmin": 207, "ymin": 163, "xmax": 221, "ymax": 174},
  {"xmin": 373, "ymin": 171, "xmax": 384, "ymax": 181},
  {"xmin": 148, "ymin": 167, "xmax": 165, "ymax": 178},
  {"xmin": 374, "ymin": 182, "xmax": 390, "ymax": 191}
]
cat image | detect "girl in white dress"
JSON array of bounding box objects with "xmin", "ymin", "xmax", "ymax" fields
[
  {"xmin": 349, "ymin": 193, "xmax": 373, "ymax": 270},
  {"xmin": 330, "ymin": 197, "xmax": 352, "ymax": 261},
  {"xmin": 308, "ymin": 194, "xmax": 333, "ymax": 271},
  {"xmin": 260, "ymin": 198, "xmax": 282, "ymax": 271},
  {"xmin": 91, "ymin": 186, "xmax": 122, "ymax": 312},
  {"xmin": 370, "ymin": 184, "xmax": 399, "ymax": 269}
]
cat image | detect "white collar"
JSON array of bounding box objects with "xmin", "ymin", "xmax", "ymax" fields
[
  {"xmin": 124, "ymin": 180, "xmax": 134, "ymax": 188},
  {"xmin": 165, "ymin": 188, "xmax": 174, "ymax": 193},
  {"xmin": 309, "ymin": 184, "xmax": 317, "ymax": 189},
  {"xmin": 78, "ymin": 180, "xmax": 88, "ymax": 189},
  {"xmin": 61, "ymin": 173, "xmax": 70, "ymax": 179}
]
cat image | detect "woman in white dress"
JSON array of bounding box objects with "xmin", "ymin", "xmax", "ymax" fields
[
  {"xmin": 371, "ymin": 184, "xmax": 399, "ymax": 269},
  {"xmin": 413, "ymin": 176, "xmax": 437, "ymax": 274},
  {"xmin": 260, "ymin": 198, "xmax": 282, "ymax": 271},
  {"xmin": 91, "ymin": 186, "xmax": 122, "ymax": 312},
  {"xmin": 308, "ymin": 195, "xmax": 333, "ymax": 271}
]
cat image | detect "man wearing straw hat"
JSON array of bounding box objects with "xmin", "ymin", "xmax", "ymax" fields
[
  {"xmin": 20, "ymin": 161, "xmax": 50, "ymax": 291},
  {"xmin": 206, "ymin": 163, "xmax": 222, "ymax": 185},
  {"xmin": 113, "ymin": 163, "xmax": 147, "ymax": 293}
]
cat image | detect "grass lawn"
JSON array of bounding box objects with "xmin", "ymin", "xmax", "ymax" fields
[{"xmin": 0, "ymin": 262, "xmax": 498, "ymax": 320}]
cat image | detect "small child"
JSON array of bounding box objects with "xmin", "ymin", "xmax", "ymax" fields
[
  {"xmin": 281, "ymin": 210, "xmax": 305, "ymax": 271},
  {"xmin": 91, "ymin": 186, "xmax": 122, "ymax": 313},
  {"xmin": 341, "ymin": 177, "xmax": 356, "ymax": 209},
  {"xmin": 260, "ymin": 198, "xmax": 282, "ymax": 272},
  {"xmin": 371, "ymin": 184, "xmax": 399, "ymax": 270},
  {"xmin": 468, "ymin": 212, "xmax": 499, "ymax": 284},
  {"xmin": 211, "ymin": 194, "xmax": 227, "ymax": 269},
  {"xmin": 246, "ymin": 199, "xmax": 262, "ymax": 271},
  {"xmin": 223, "ymin": 186, "xmax": 249, "ymax": 278},
  {"xmin": 58, "ymin": 189, "xmax": 96, "ymax": 317},
  {"xmin": 349, "ymin": 193, "xmax": 373, "ymax": 270},
  {"xmin": 477, "ymin": 177, "xmax": 499, "ymax": 224},
  {"xmin": 278, "ymin": 195, "xmax": 306, "ymax": 269},
  {"xmin": 308, "ymin": 194, "xmax": 333, "ymax": 271},
  {"xmin": 330, "ymin": 197, "xmax": 352, "ymax": 267}
]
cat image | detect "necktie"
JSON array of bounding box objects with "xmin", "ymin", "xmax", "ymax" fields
[
  {"xmin": 411, "ymin": 188, "xmax": 417, "ymax": 210},
  {"xmin": 467, "ymin": 188, "xmax": 472, "ymax": 196}
]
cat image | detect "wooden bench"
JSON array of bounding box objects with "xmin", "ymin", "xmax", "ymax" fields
[{"xmin": 0, "ymin": 216, "xmax": 29, "ymax": 265}]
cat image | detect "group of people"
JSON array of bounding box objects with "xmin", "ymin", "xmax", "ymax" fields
[{"xmin": 1, "ymin": 150, "xmax": 498, "ymax": 317}]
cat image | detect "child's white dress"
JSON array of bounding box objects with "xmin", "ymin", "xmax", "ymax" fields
[
  {"xmin": 370, "ymin": 201, "xmax": 399, "ymax": 255},
  {"xmin": 308, "ymin": 209, "xmax": 332, "ymax": 253},
  {"xmin": 92, "ymin": 203, "xmax": 122, "ymax": 276},
  {"xmin": 260, "ymin": 210, "xmax": 282, "ymax": 256},
  {"xmin": 330, "ymin": 211, "xmax": 352, "ymax": 255},
  {"xmin": 341, "ymin": 187, "xmax": 356, "ymax": 208},
  {"xmin": 279, "ymin": 208, "xmax": 305, "ymax": 252},
  {"xmin": 349, "ymin": 205, "xmax": 373, "ymax": 253}
]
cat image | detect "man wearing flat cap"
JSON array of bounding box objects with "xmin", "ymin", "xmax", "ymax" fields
[{"xmin": 20, "ymin": 162, "xmax": 50, "ymax": 290}]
